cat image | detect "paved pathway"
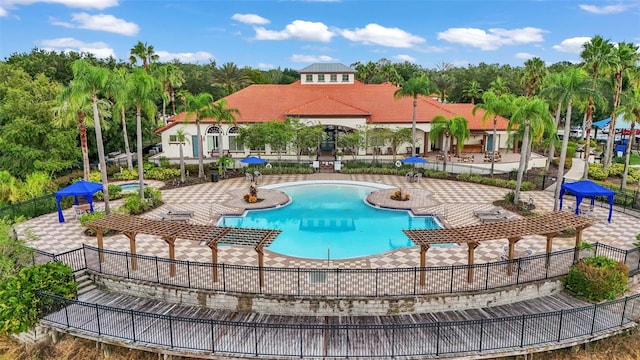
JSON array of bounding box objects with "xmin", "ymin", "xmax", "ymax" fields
[{"xmin": 16, "ymin": 161, "xmax": 640, "ymax": 270}]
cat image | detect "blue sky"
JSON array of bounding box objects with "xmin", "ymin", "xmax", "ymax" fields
[{"xmin": 0, "ymin": 0, "xmax": 638, "ymax": 70}]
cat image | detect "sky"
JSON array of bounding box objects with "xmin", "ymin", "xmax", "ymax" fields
[{"xmin": 0, "ymin": 0, "xmax": 638, "ymax": 70}]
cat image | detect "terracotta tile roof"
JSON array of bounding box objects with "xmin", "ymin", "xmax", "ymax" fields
[{"xmin": 157, "ymin": 80, "xmax": 510, "ymax": 133}]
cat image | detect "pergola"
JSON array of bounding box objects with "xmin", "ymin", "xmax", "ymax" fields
[
  {"xmin": 86, "ymin": 214, "xmax": 281, "ymax": 286},
  {"xmin": 403, "ymin": 211, "xmax": 593, "ymax": 285}
]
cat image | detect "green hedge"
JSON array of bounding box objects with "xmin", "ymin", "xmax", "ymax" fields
[{"xmin": 563, "ymin": 256, "xmax": 628, "ymax": 302}]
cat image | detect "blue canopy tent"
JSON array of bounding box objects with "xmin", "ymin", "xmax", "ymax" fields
[
  {"xmin": 55, "ymin": 180, "xmax": 103, "ymax": 222},
  {"xmin": 559, "ymin": 180, "xmax": 615, "ymax": 222}
]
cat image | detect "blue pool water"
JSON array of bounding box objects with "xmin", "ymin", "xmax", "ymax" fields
[
  {"xmin": 118, "ymin": 182, "xmax": 146, "ymax": 193},
  {"xmin": 219, "ymin": 183, "xmax": 442, "ymax": 259}
]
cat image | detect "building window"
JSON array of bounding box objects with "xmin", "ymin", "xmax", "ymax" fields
[
  {"xmin": 306, "ymin": 74, "xmax": 313, "ymax": 82},
  {"xmin": 342, "ymin": 74, "xmax": 349, "ymax": 82},
  {"xmin": 169, "ymin": 135, "xmax": 183, "ymax": 143},
  {"xmin": 228, "ymin": 126, "xmax": 244, "ymax": 151},
  {"xmin": 330, "ymin": 74, "xmax": 337, "ymax": 82},
  {"xmin": 318, "ymin": 74, "xmax": 325, "ymax": 82},
  {"xmin": 206, "ymin": 125, "xmax": 221, "ymax": 151}
]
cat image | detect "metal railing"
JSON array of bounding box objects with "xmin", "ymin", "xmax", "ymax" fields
[
  {"xmin": 46, "ymin": 243, "xmax": 640, "ymax": 298},
  {"xmin": 38, "ymin": 291, "xmax": 640, "ymax": 358},
  {"xmin": 0, "ymin": 194, "xmax": 58, "ymax": 221}
]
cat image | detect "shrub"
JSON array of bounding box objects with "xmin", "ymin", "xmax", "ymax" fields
[
  {"xmin": 113, "ymin": 169, "xmax": 138, "ymax": 180},
  {"xmin": 588, "ymin": 163, "xmax": 608, "ymax": 181},
  {"xmin": 93, "ymin": 184, "xmax": 122, "ymax": 201},
  {"xmin": 120, "ymin": 187, "xmax": 162, "ymax": 215},
  {"xmin": 563, "ymin": 255, "xmax": 628, "ymax": 302},
  {"xmin": 0, "ymin": 262, "xmax": 77, "ymax": 334},
  {"xmin": 145, "ymin": 167, "xmax": 180, "ymax": 180},
  {"xmin": 159, "ymin": 156, "xmax": 170, "ymax": 167},
  {"xmin": 88, "ymin": 171, "xmax": 102, "ymax": 183}
]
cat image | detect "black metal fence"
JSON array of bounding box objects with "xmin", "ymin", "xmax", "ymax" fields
[
  {"xmin": 49, "ymin": 243, "xmax": 640, "ymax": 298},
  {"xmin": 38, "ymin": 291, "xmax": 640, "ymax": 358},
  {"xmin": 0, "ymin": 194, "xmax": 58, "ymax": 221}
]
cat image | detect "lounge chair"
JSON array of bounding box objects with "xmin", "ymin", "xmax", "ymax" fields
[
  {"xmin": 161, "ymin": 213, "xmax": 191, "ymax": 221},
  {"xmin": 478, "ymin": 212, "xmax": 509, "ymax": 223},
  {"xmin": 473, "ymin": 207, "xmax": 503, "ymax": 217},
  {"xmin": 166, "ymin": 206, "xmax": 194, "ymax": 217}
]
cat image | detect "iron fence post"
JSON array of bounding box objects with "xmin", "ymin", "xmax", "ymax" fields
[
  {"xmin": 95, "ymin": 304, "xmax": 101, "ymax": 335},
  {"xmin": 254, "ymin": 322, "xmax": 258, "ymax": 355},
  {"xmin": 187, "ymin": 261, "xmax": 191, "ymax": 288},
  {"xmin": 64, "ymin": 300, "xmax": 69, "ymax": 327},
  {"xmin": 222, "ymin": 263, "xmax": 226, "ymax": 292},
  {"xmin": 449, "ymin": 267, "xmax": 454, "ymax": 293},
  {"xmin": 299, "ymin": 324, "xmax": 303, "ymax": 358},
  {"xmin": 484, "ymin": 264, "xmax": 489, "ymax": 290},
  {"xmin": 211, "ymin": 320, "xmax": 216, "ymax": 353},
  {"xmin": 520, "ymin": 315, "xmax": 525, "ymax": 347},
  {"xmin": 557, "ymin": 310, "xmax": 564, "ymax": 341},
  {"xmin": 169, "ymin": 316, "xmax": 174, "ymax": 348},
  {"xmin": 297, "ymin": 268, "xmax": 300, "ymax": 297},
  {"xmin": 126, "ymin": 253, "xmax": 130, "ymax": 278},
  {"xmin": 436, "ymin": 322, "xmax": 440, "ymax": 356},
  {"xmin": 155, "ymin": 256, "xmax": 159, "ymax": 283},
  {"xmin": 335, "ymin": 268, "xmax": 340, "ymax": 296},
  {"xmin": 590, "ymin": 304, "xmax": 598, "ymax": 335},
  {"xmin": 130, "ymin": 309, "xmax": 136, "ymax": 342},
  {"xmin": 622, "ymin": 297, "xmax": 629, "ymax": 326}
]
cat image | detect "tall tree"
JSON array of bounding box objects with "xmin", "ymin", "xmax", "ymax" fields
[
  {"xmin": 615, "ymin": 85, "xmax": 640, "ymax": 190},
  {"xmin": 508, "ymin": 96, "xmax": 553, "ymax": 204},
  {"xmin": 128, "ymin": 68, "xmax": 159, "ymax": 199},
  {"xmin": 489, "ymin": 76, "xmax": 511, "ymax": 95},
  {"xmin": 175, "ymin": 128, "xmax": 189, "ymax": 183},
  {"xmin": 472, "ymin": 91, "xmax": 513, "ymax": 176},
  {"xmin": 580, "ymin": 35, "xmax": 614, "ymax": 179},
  {"xmin": 185, "ymin": 93, "xmax": 215, "ymax": 178},
  {"xmin": 211, "ymin": 99, "xmax": 240, "ymax": 157},
  {"xmin": 211, "ymin": 62, "xmax": 251, "ymax": 96},
  {"xmin": 129, "ymin": 41, "xmax": 159, "ymax": 71},
  {"xmin": 70, "ymin": 59, "xmax": 112, "ymax": 213},
  {"xmin": 154, "ymin": 63, "xmax": 185, "ymax": 121},
  {"xmin": 541, "ymin": 68, "xmax": 592, "ymax": 210},
  {"xmin": 463, "ymin": 80, "xmax": 483, "ymax": 104},
  {"xmin": 431, "ymin": 72, "xmax": 454, "ymax": 103},
  {"xmin": 603, "ymin": 42, "xmax": 639, "ymax": 171},
  {"xmin": 430, "ymin": 115, "xmax": 470, "ymax": 171},
  {"xmin": 394, "ymin": 75, "xmax": 432, "ymax": 156},
  {"xmin": 521, "ymin": 57, "xmax": 548, "ymax": 97},
  {"xmin": 109, "ymin": 67, "xmax": 134, "ymax": 169}
]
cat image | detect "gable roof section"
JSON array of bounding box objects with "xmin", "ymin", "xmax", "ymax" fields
[
  {"xmin": 157, "ymin": 81, "xmax": 511, "ymax": 133},
  {"xmin": 299, "ymin": 63, "xmax": 356, "ymax": 73},
  {"xmin": 286, "ymin": 96, "xmax": 370, "ymax": 117}
]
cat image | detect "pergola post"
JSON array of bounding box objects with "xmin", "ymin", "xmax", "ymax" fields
[
  {"xmin": 467, "ymin": 242, "xmax": 479, "ymax": 283},
  {"xmin": 574, "ymin": 226, "xmax": 586, "ymax": 262},
  {"xmin": 96, "ymin": 227, "xmax": 104, "ymax": 264},
  {"xmin": 419, "ymin": 244, "xmax": 431, "ymax": 287},
  {"xmin": 209, "ymin": 243, "xmax": 218, "ymax": 283},
  {"xmin": 545, "ymin": 234, "xmax": 555, "ymax": 268},
  {"xmin": 256, "ymin": 246, "xmax": 265, "ymax": 289},
  {"xmin": 124, "ymin": 231, "xmax": 137, "ymax": 271},
  {"xmin": 507, "ymin": 237, "xmax": 521, "ymax": 276},
  {"xmin": 162, "ymin": 236, "xmax": 177, "ymax": 277}
]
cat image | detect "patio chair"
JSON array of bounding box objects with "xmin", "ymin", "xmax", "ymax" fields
[
  {"xmin": 413, "ymin": 172, "xmax": 422, "ymax": 183},
  {"xmin": 73, "ymin": 205, "xmax": 87, "ymax": 219},
  {"xmin": 519, "ymin": 249, "xmax": 534, "ymax": 271},
  {"xmin": 579, "ymin": 204, "xmax": 594, "ymax": 218},
  {"xmin": 473, "ymin": 207, "xmax": 503, "ymax": 217},
  {"xmin": 166, "ymin": 206, "xmax": 194, "ymax": 217},
  {"xmin": 478, "ymin": 212, "xmax": 509, "ymax": 223},
  {"xmin": 405, "ymin": 171, "xmax": 414, "ymax": 181},
  {"xmin": 254, "ymin": 171, "xmax": 262, "ymax": 179},
  {"xmin": 245, "ymin": 173, "xmax": 253, "ymax": 182}
]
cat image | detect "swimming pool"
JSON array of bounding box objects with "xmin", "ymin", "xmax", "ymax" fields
[{"xmin": 219, "ymin": 182, "xmax": 443, "ymax": 259}]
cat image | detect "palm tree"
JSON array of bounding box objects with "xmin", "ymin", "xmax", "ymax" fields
[
  {"xmin": 472, "ymin": 91, "xmax": 513, "ymax": 176},
  {"xmin": 109, "ymin": 67, "xmax": 134, "ymax": 169},
  {"xmin": 489, "ymin": 76, "xmax": 510, "ymax": 95},
  {"xmin": 603, "ymin": 42, "xmax": 639, "ymax": 171},
  {"xmin": 185, "ymin": 92, "xmax": 215, "ymax": 178},
  {"xmin": 394, "ymin": 75, "xmax": 433, "ymax": 156},
  {"xmin": 211, "ymin": 99, "xmax": 240, "ymax": 157},
  {"xmin": 128, "ymin": 68, "xmax": 159, "ymax": 199},
  {"xmin": 211, "ymin": 62, "xmax": 251, "ymax": 96},
  {"xmin": 463, "ymin": 80, "xmax": 483, "ymax": 104},
  {"xmin": 154, "ymin": 63, "xmax": 185, "ymax": 121},
  {"xmin": 541, "ymin": 68, "xmax": 592, "ymax": 210},
  {"xmin": 70, "ymin": 59, "xmax": 112, "ymax": 213},
  {"xmin": 580, "ymin": 35, "xmax": 614, "ymax": 179},
  {"xmin": 615, "ymin": 85, "xmax": 640, "ymax": 190},
  {"xmin": 430, "ymin": 115, "xmax": 470, "ymax": 171},
  {"xmin": 431, "ymin": 72, "xmax": 454, "ymax": 103},
  {"xmin": 129, "ymin": 41, "xmax": 159, "ymax": 71},
  {"xmin": 521, "ymin": 57, "xmax": 547, "ymax": 97},
  {"xmin": 508, "ymin": 96, "xmax": 553, "ymax": 204},
  {"xmin": 175, "ymin": 128, "xmax": 189, "ymax": 183}
]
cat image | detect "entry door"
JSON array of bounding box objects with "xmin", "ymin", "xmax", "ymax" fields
[{"xmin": 486, "ymin": 134, "xmax": 494, "ymax": 152}]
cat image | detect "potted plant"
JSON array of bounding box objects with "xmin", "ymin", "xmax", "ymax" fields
[{"xmin": 335, "ymin": 150, "xmax": 344, "ymax": 160}]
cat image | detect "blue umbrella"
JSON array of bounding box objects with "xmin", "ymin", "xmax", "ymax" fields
[
  {"xmin": 240, "ymin": 156, "xmax": 267, "ymax": 164},
  {"xmin": 401, "ymin": 156, "xmax": 427, "ymax": 164}
]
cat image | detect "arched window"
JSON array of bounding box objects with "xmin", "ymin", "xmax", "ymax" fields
[
  {"xmin": 228, "ymin": 126, "xmax": 244, "ymax": 151},
  {"xmin": 206, "ymin": 125, "xmax": 221, "ymax": 152}
]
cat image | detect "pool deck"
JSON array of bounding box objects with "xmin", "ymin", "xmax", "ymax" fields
[{"xmin": 16, "ymin": 173, "xmax": 640, "ymax": 270}]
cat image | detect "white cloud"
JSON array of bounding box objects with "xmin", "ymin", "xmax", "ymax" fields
[
  {"xmin": 340, "ymin": 23, "xmax": 425, "ymax": 48},
  {"xmin": 257, "ymin": 63, "xmax": 275, "ymax": 70},
  {"xmin": 155, "ymin": 50, "xmax": 213, "ymax": 63},
  {"xmin": 254, "ymin": 20, "xmax": 334, "ymax": 42},
  {"xmin": 291, "ymin": 54, "xmax": 337, "ymax": 62},
  {"xmin": 515, "ymin": 52, "xmax": 536, "ymax": 60},
  {"xmin": 552, "ymin": 36, "xmax": 591, "ymax": 53},
  {"xmin": 231, "ymin": 13, "xmax": 269, "ymax": 25},
  {"xmin": 2, "ymin": 0, "xmax": 118, "ymax": 10},
  {"xmin": 437, "ymin": 27, "xmax": 545, "ymax": 50},
  {"xmin": 38, "ymin": 37, "xmax": 115, "ymax": 58},
  {"xmin": 51, "ymin": 12, "xmax": 138, "ymax": 35},
  {"xmin": 0, "ymin": 6, "xmax": 7, "ymax": 16},
  {"xmin": 579, "ymin": 4, "xmax": 628, "ymax": 14},
  {"xmin": 394, "ymin": 54, "xmax": 416, "ymax": 63}
]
